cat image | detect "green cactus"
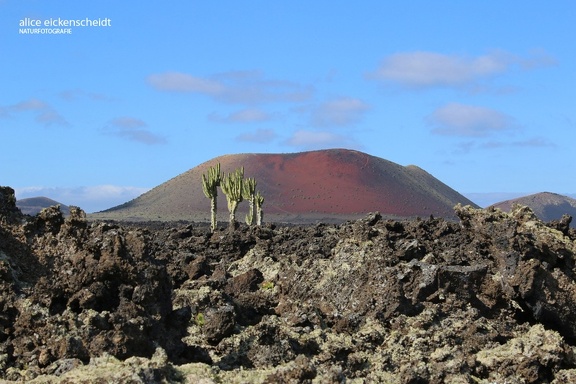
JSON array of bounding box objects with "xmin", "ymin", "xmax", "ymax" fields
[
  {"xmin": 245, "ymin": 211, "xmax": 254, "ymax": 226},
  {"xmin": 242, "ymin": 177, "xmax": 257, "ymax": 225},
  {"xmin": 220, "ymin": 167, "xmax": 244, "ymax": 229},
  {"xmin": 255, "ymin": 190, "xmax": 264, "ymax": 226},
  {"xmin": 201, "ymin": 163, "xmax": 222, "ymax": 232}
]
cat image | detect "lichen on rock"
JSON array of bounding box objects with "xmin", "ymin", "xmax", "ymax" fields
[{"xmin": 0, "ymin": 198, "xmax": 576, "ymax": 382}]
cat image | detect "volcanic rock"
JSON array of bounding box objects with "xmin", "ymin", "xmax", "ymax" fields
[
  {"xmin": 1, "ymin": 184, "xmax": 576, "ymax": 382},
  {"xmin": 0, "ymin": 187, "xmax": 21, "ymax": 225}
]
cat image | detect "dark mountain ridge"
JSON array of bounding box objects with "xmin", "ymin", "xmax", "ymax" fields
[
  {"xmin": 491, "ymin": 192, "xmax": 576, "ymax": 228},
  {"xmin": 16, "ymin": 196, "xmax": 70, "ymax": 216}
]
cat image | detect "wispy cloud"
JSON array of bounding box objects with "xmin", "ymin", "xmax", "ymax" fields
[
  {"xmin": 516, "ymin": 49, "xmax": 558, "ymax": 70},
  {"xmin": 36, "ymin": 109, "xmax": 69, "ymax": 126},
  {"xmin": 15, "ymin": 185, "xmax": 150, "ymax": 213},
  {"xmin": 1, "ymin": 98, "xmax": 69, "ymax": 127},
  {"xmin": 369, "ymin": 50, "xmax": 556, "ymax": 89},
  {"xmin": 451, "ymin": 136, "xmax": 555, "ymax": 154},
  {"xmin": 147, "ymin": 70, "xmax": 313, "ymax": 105},
  {"xmin": 109, "ymin": 117, "xmax": 147, "ymax": 129},
  {"xmin": 236, "ymin": 128, "xmax": 277, "ymax": 143},
  {"xmin": 283, "ymin": 130, "xmax": 360, "ymax": 150},
  {"xmin": 11, "ymin": 98, "xmax": 49, "ymax": 111},
  {"xmin": 147, "ymin": 72, "xmax": 224, "ymax": 94},
  {"xmin": 209, "ymin": 108, "xmax": 274, "ymax": 124},
  {"xmin": 427, "ymin": 103, "xmax": 518, "ymax": 137},
  {"xmin": 481, "ymin": 137, "xmax": 556, "ymax": 149},
  {"xmin": 104, "ymin": 117, "xmax": 167, "ymax": 145},
  {"xmin": 308, "ymin": 97, "xmax": 370, "ymax": 127}
]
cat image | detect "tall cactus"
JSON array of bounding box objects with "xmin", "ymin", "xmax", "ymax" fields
[
  {"xmin": 201, "ymin": 163, "xmax": 222, "ymax": 233},
  {"xmin": 220, "ymin": 167, "xmax": 244, "ymax": 229},
  {"xmin": 255, "ymin": 190, "xmax": 264, "ymax": 226},
  {"xmin": 242, "ymin": 177, "xmax": 257, "ymax": 225}
]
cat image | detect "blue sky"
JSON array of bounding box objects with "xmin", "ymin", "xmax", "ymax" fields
[{"xmin": 2, "ymin": 1, "xmax": 575, "ymax": 212}]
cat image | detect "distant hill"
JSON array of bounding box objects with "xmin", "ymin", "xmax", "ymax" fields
[
  {"xmin": 90, "ymin": 149, "xmax": 478, "ymax": 223},
  {"xmin": 16, "ymin": 197, "xmax": 70, "ymax": 216},
  {"xmin": 490, "ymin": 192, "xmax": 576, "ymax": 228}
]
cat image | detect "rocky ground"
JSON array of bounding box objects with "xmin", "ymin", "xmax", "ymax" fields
[{"xmin": 1, "ymin": 185, "xmax": 576, "ymax": 383}]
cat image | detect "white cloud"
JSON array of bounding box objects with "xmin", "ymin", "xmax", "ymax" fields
[
  {"xmin": 427, "ymin": 103, "xmax": 518, "ymax": 137},
  {"xmin": 369, "ymin": 50, "xmax": 555, "ymax": 89},
  {"xmin": 15, "ymin": 185, "xmax": 150, "ymax": 213},
  {"xmin": 517, "ymin": 49, "xmax": 558, "ymax": 69},
  {"xmin": 309, "ymin": 97, "xmax": 370, "ymax": 127},
  {"xmin": 236, "ymin": 128, "xmax": 277, "ymax": 143},
  {"xmin": 11, "ymin": 98, "xmax": 49, "ymax": 111},
  {"xmin": 209, "ymin": 108, "xmax": 273, "ymax": 123},
  {"xmin": 109, "ymin": 116, "xmax": 147, "ymax": 129},
  {"xmin": 114, "ymin": 129, "xmax": 167, "ymax": 145},
  {"xmin": 284, "ymin": 130, "xmax": 359, "ymax": 150},
  {"xmin": 104, "ymin": 117, "xmax": 167, "ymax": 145},
  {"xmin": 147, "ymin": 72, "xmax": 224, "ymax": 94},
  {"xmin": 1, "ymin": 98, "xmax": 69, "ymax": 127},
  {"xmin": 36, "ymin": 109, "xmax": 70, "ymax": 126},
  {"xmin": 147, "ymin": 70, "xmax": 313, "ymax": 105}
]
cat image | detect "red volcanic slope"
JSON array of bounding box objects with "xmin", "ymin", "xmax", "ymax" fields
[{"xmin": 96, "ymin": 149, "xmax": 478, "ymax": 222}]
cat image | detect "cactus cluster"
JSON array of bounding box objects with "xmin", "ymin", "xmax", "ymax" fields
[
  {"xmin": 255, "ymin": 190, "xmax": 264, "ymax": 226},
  {"xmin": 243, "ymin": 177, "xmax": 257, "ymax": 225},
  {"xmin": 220, "ymin": 167, "xmax": 245, "ymax": 229},
  {"xmin": 201, "ymin": 163, "xmax": 264, "ymax": 232},
  {"xmin": 201, "ymin": 163, "xmax": 222, "ymax": 233}
]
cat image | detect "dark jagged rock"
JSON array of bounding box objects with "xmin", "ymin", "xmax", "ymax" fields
[
  {"xmin": 1, "ymin": 193, "xmax": 576, "ymax": 382},
  {"xmin": 0, "ymin": 187, "xmax": 22, "ymax": 225}
]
